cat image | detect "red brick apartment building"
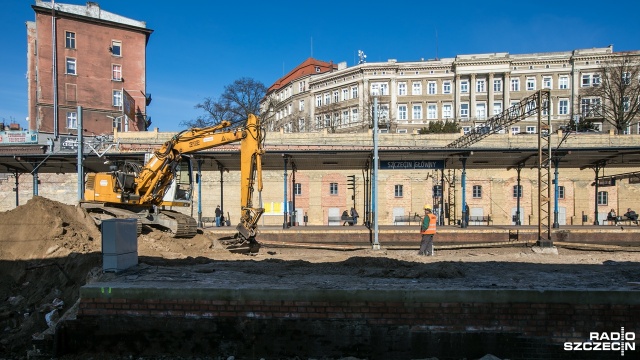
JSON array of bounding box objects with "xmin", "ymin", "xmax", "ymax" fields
[{"xmin": 27, "ymin": 1, "xmax": 153, "ymax": 136}]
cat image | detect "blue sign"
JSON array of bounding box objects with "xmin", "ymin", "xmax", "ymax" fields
[{"xmin": 380, "ymin": 160, "xmax": 445, "ymax": 170}]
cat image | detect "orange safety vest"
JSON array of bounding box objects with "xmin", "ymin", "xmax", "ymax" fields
[{"xmin": 421, "ymin": 213, "xmax": 437, "ymax": 234}]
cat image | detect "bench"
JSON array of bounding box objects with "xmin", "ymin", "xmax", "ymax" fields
[
  {"xmin": 605, "ymin": 216, "xmax": 639, "ymax": 226},
  {"xmin": 394, "ymin": 214, "xmax": 422, "ymax": 225},
  {"xmin": 328, "ymin": 216, "xmax": 354, "ymax": 225},
  {"xmin": 468, "ymin": 215, "xmax": 492, "ymax": 226},
  {"xmin": 200, "ymin": 217, "xmax": 215, "ymax": 227}
]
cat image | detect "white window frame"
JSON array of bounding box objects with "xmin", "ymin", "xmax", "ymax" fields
[
  {"xmin": 427, "ymin": 104, "xmax": 437, "ymax": 120},
  {"xmin": 460, "ymin": 103, "xmax": 469, "ymax": 118},
  {"xmin": 597, "ymin": 191, "xmax": 608, "ymax": 206},
  {"xmin": 543, "ymin": 76, "xmax": 552, "ymax": 89},
  {"xmin": 559, "ymin": 76, "xmax": 569, "ymax": 89},
  {"xmin": 460, "ymin": 80, "xmax": 469, "ymax": 93},
  {"xmin": 66, "ymin": 111, "xmax": 77, "ymax": 129},
  {"xmin": 112, "ymin": 64, "xmax": 122, "ymax": 81},
  {"xmin": 397, "ymin": 104, "xmax": 408, "ymax": 121},
  {"xmin": 427, "ymin": 81, "xmax": 437, "ymax": 95},
  {"xmin": 299, "ymin": 99, "xmax": 305, "ymax": 111},
  {"xmin": 66, "ymin": 57, "xmax": 76, "ymax": 75},
  {"xmin": 316, "ymin": 95, "xmax": 322, "ymax": 107},
  {"xmin": 526, "ymin": 77, "xmax": 536, "ymax": 91},
  {"xmin": 412, "ymin": 82, "xmax": 422, "ymax": 95},
  {"xmin": 342, "ymin": 88, "xmax": 349, "ymax": 101},
  {"xmin": 511, "ymin": 126, "xmax": 520, "ymax": 135},
  {"xmin": 398, "ymin": 82, "xmax": 407, "ymax": 96},
  {"xmin": 442, "ymin": 81, "xmax": 451, "ymax": 94},
  {"xmin": 472, "ymin": 185, "xmax": 482, "ymax": 198},
  {"xmin": 510, "ymin": 78, "xmax": 520, "ymax": 91},
  {"xmin": 476, "ymin": 79, "xmax": 486, "ymax": 93},
  {"xmin": 443, "ymin": 103, "xmax": 452, "ymax": 118},
  {"xmin": 394, "ymin": 184, "xmax": 403, "ymax": 198},
  {"xmin": 476, "ymin": 102, "xmax": 486, "ymax": 120},
  {"xmin": 558, "ymin": 99, "xmax": 569, "ymax": 115},
  {"xmin": 330, "ymin": 183, "xmax": 338, "ymax": 195},
  {"xmin": 493, "ymin": 79, "xmax": 502, "ymax": 92},
  {"xmin": 493, "ymin": 101, "xmax": 502, "ymax": 115},
  {"xmin": 413, "ymin": 104, "xmax": 423, "ymax": 120},
  {"xmin": 526, "ymin": 126, "xmax": 536, "ymax": 134},
  {"xmin": 65, "ymin": 31, "xmax": 76, "ymax": 49},
  {"xmin": 352, "ymin": 108, "xmax": 359, "ymax": 123},
  {"xmin": 351, "ymin": 86, "xmax": 358, "ymax": 99},
  {"xmin": 111, "ymin": 40, "xmax": 122, "ymax": 56},
  {"xmin": 112, "ymin": 90, "xmax": 122, "ymax": 107}
]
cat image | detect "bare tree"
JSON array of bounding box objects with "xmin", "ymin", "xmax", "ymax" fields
[
  {"xmin": 182, "ymin": 77, "xmax": 267, "ymax": 128},
  {"xmin": 583, "ymin": 53, "xmax": 640, "ymax": 133}
]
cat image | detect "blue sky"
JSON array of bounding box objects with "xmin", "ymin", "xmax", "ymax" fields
[{"xmin": 1, "ymin": 0, "xmax": 639, "ymax": 132}]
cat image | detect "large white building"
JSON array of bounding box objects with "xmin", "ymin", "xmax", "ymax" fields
[{"xmin": 262, "ymin": 46, "xmax": 639, "ymax": 136}]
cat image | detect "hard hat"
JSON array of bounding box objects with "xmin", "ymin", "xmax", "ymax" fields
[{"xmin": 424, "ymin": 205, "xmax": 431, "ymax": 211}]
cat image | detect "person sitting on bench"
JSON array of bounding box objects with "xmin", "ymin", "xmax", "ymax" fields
[
  {"xmin": 624, "ymin": 208, "xmax": 638, "ymax": 223},
  {"xmin": 607, "ymin": 208, "xmax": 618, "ymax": 225}
]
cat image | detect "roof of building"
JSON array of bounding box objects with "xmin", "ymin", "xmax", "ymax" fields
[
  {"xmin": 33, "ymin": 1, "xmax": 150, "ymax": 31},
  {"xmin": 266, "ymin": 58, "xmax": 338, "ymax": 94}
]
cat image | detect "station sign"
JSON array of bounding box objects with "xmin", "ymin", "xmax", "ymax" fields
[{"xmin": 380, "ymin": 160, "xmax": 445, "ymax": 170}]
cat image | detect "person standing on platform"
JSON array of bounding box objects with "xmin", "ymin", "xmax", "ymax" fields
[
  {"xmin": 215, "ymin": 205, "xmax": 222, "ymax": 227},
  {"xmin": 419, "ymin": 205, "xmax": 437, "ymax": 256},
  {"xmin": 350, "ymin": 207, "xmax": 359, "ymax": 226}
]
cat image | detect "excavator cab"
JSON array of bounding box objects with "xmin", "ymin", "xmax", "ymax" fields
[{"xmin": 161, "ymin": 155, "xmax": 193, "ymax": 208}]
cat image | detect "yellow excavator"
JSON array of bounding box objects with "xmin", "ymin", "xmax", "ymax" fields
[{"xmin": 82, "ymin": 114, "xmax": 265, "ymax": 251}]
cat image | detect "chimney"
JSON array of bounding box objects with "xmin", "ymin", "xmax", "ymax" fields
[{"xmin": 86, "ymin": 2, "xmax": 100, "ymax": 18}]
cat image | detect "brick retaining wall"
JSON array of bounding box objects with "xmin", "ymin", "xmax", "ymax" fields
[{"xmin": 55, "ymin": 287, "xmax": 640, "ymax": 359}]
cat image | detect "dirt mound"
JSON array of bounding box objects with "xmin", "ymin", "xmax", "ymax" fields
[
  {"xmin": 0, "ymin": 196, "xmax": 101, "ymax": 260},
  {"xmin": 0, "ymin": 196, "xmax": 102, "ymax": 357}
]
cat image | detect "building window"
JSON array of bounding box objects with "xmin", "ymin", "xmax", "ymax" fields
[
  {"xmin": 476, "ymin": 79, "xmax": 486, "ymax": 93},
  {"xmin": 111, "ymin": 41, "xmax": 121, "ymax": 56},
  {"xmin": 582, "ymin": 73, "xmax": 601, "ymax": 87},
  {"xmin": 324, "ymin": 93, "xmax": 330, "ymax": 105},
  {"xmin": 493, "ymin": 101, "xmax": 502, "ymax": 115},
  {"xmin": 581, "ymin": 98, "xmax": 602, "ymax": 117},
  {"xmin": 472, "ymin": 185, "xmax": 482, "ymax": 198},
  {"xmin": 597, "ymin": 191, "xmax": 608, "ymax": 206},
  {"xmin": 398, "ymin": 105, "xmax": 407, "ymax": 120},
  {"xmin": 333, "ymin": 91, "xmax": 339, "ymax": 103},
  {"xmin": 558, "ymin": 99, "xmax": 569, "ymax": 115},
  {"xmin": 442, "ymin": 81, "xmax": 451, "ymax": 94},
  {"xmin": 398, "ymin": 82, "xmax": 407, "ymax": 95},
  {"xmin": 66, "ymin": 111, "xmax": 77, "ymax": 129},
  {"xmin": 622, "ymin": 72, "xmax": 631, "ymax": 85},
  {"xmin": 443, "ymin": 104, "xmax": 452, "ymax": 118},
  {"xmin": 511, "ymin": 126, "xmax": 520, "ymax": 135},
  {"xmin": 543, "ymin": 76, "xmax": 552, "ymax": 89},
  {"xmin": 460, "ymin": 80, "xmax": 469, "ymax": 93},
  {"xmin": 510, "ymin": 78, "xmax": 520, "ymax": 91},
  {"xmin": 394, "ymin": 184, "xmax": 403, "ymax": 197},
  {"xmin": 298, "ymin": 118, "xmax": 305, "ymax": 132},
  {"xmin": 412, "ymin": 82, "xmax": 422, "ymax": 95},
  {"xmin": 330, "ymin": 182, "xmax": 338, "ymax": 195},
  {"xmin": 294, "ymin": 183, "xmax": 302, "ymax": 196},
  {"xmin": 513, "ymin": 185, "xmax": 523, "ymax": 198},
  {"xmin": 342, "ymin": 88, "xmax": 349, "ymax": 101},
  {"xmin": 299, "ymin": 99, "xmax": 305, "ymax": 111},
  {"xmin": 316, "ymin": 95, "xmax": 322, "ymax": 107},
  {"xmin": 352, "ymin": 108, "xmax": 358, "ymax": 122},
  {"xmin": 460, "ymin": 103, "xmax": 469, "ymax": 118},
  {"xmin": 426, "ymin": 104, "xmax": 436, "ymax": 119},
  {"xmin": 526, "ymin": 126, "xmax": 536, "ymax": 134},
  {"xmin": 342, "ymin": 110, "xmax": 349, "ymax": 124},
  {"xmin": 112, "ymin": 64, "xmax": 122, "ymax": 81},
  {"xmin": 493, "ymin": 79, "xmax": 502, "ymax": 92},
  {"xmin": 559, "ymin": 76, "xmax": 569, "ymax": 89},
  {"xmin": 476, "ymin": 102, "xmax": 486, "ymax": 120},
  {"xmin": 558, "ymin": 186, "xmax": 565, "ymax": 199},
  {"xmin": 66, "ymin": 58, "xmax": 76, "ymax": 75},
  {"xmin": 526, "ymin": 77, "xmax": 536, "ymax": 91},
  {"xmin": 413, "ymin": 104, "xmax": 422, "ymax": 120},
  {"xmin": 298, "ymin": 81, "xmax": 305, "ymax": 92},
  {"xmin": 462, "ymin": 126, "xmax": 471, "ymax": 134},
  {"xmin": 370, "ymin": 82, "xmax": 388, "ymax": 95},
  {"xmin": 351, "ymin": 86, "xmax": 358, "ymax": 99},
  {"xmin": 113, "ymin": 90, "xmax": 122, "ymax": 107},
  {"xmin": 65, "ymin": 31, "xmax": 76, "ymax": 49},
  {"xmin": 428, "ymin": 81, "xmax": 437, "ymax": 95}
]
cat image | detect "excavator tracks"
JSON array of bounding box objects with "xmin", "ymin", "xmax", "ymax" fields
[{"xmin": 157, "ymin": 210, "xmax": 198, "ymax": 238}]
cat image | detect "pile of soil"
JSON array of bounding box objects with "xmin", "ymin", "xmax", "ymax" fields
[{"xmin": 0, "ymin": 196, "xmax": 102, "ymax": 357}]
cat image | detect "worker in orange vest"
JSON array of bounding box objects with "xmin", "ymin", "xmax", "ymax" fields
[{"xmin": 419, "ymin": 205, "xmax": 437, "ymax": 256}]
